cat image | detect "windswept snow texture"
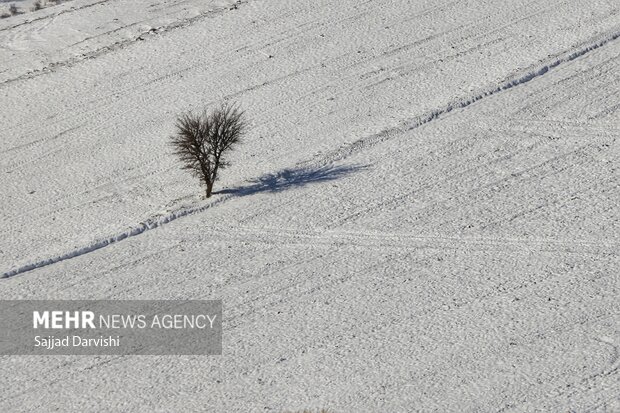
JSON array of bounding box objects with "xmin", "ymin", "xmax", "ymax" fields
[{"xmin": 1, "ymin": 0, "xmax": 619, "ymax": 411}]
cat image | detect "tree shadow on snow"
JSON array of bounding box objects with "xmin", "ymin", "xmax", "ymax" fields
[{"xmin": 216, "ymin": 164, "xmax": 368, "ymax": 197}]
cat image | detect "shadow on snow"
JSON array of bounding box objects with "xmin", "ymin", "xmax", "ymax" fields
[{"xmin": 216, "ymin": 164, "xmax": 368, "ymax": 197}]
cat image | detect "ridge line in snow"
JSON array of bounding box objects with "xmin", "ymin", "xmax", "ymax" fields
[
  {"xmin": 1, "ymin": 195, "xmax": 232, "ymax": 279},
  {"xmin": 3, "ymin": 27, "xmax": 619, "ymax": 279},
  {"xmin": 311, "ymin": 27, "xmax": 620, "ymax": 166}
]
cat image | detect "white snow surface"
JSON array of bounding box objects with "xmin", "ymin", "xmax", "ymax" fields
[{"xmin": 1, "ymin": 0, "xmax": 619, "ymax": 411}]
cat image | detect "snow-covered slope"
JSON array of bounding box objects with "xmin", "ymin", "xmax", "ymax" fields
[{"xmin": 1, "ymin": 0, "xmax": 619, "ymax": 411}]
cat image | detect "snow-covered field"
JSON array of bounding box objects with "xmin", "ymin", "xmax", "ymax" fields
[{"xmin": 1, "ymin": 0, "xmax": 619, "ymax": 411}]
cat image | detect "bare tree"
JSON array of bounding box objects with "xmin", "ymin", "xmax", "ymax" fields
[{"xmin": 171, "ymin": 103, "xmax": 247, "ymax": 198}]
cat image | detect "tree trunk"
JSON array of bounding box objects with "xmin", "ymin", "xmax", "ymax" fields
[{"xmin": 206, "ymin": 168, "xmax": 217, "ymax": 198}]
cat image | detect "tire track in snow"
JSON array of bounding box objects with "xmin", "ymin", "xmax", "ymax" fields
[
  {"xmin": 0, "ymin": 0, "xmax": 248, "ymax": 87},
  {"xmin": 0, "ymin": 0, "xmax": 109, "ymax": 33},
  {"xmin": 3, "ymin": 27, "xmax": 620, "ymax": 279}
]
